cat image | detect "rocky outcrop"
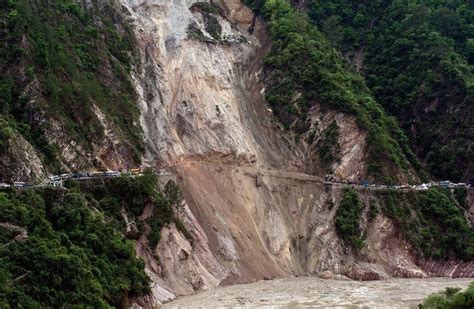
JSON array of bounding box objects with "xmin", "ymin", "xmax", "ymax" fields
[{"xmin": 0, "ymin": 132, "xmax": 46, "ymax": 183}]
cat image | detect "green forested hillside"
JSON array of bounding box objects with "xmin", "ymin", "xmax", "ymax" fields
[
  {"xmin": 0, "ymin": 173, "xmax": 185, "ymax": 307},
  {"xmin": 246, "ymin": 0, "xmax": 424, "ymax": 182},
  {"xmin": 334, "ymin": 187, "xmax": 474, "ymax": 260},
  {"xmin": 0, "ymin": 0, "xmax": 143, "ymax": 173},
  {"xmin": 247, "ymin": 0, "xmax": 473, "ymax": 182},
  {"xmin": 307, "ymin": 0, "xmax": 473, "ymax": 182},
  {"xmin": 375, "ymin": 187, "xmax": 474, "ymax": 260}
]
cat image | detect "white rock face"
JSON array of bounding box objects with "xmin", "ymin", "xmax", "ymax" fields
[{"xmin": 123, "ymin": 0, "xmax": 291, "ymax": 168}]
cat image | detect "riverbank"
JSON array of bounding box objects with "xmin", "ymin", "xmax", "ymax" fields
[{"xmin": 162, "ymin": 277, "xmax": 472, "ymax": 308}]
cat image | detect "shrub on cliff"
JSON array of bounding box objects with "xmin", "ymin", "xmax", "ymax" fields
[{"xmin": 334, "ymin": 188, "xmax": 364, "ymax": 249}]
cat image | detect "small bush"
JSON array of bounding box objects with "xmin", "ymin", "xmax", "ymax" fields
[
  {"xmin": 453, "ymin": 187, "xmax": 468, "ymax": 210},
  {"xmin": 368, "ymin": 200, "xmax": 379, "ymax": 221},
  {"xmin": 205, "ymin": 15, "xmax": 222, "ymax": 41},
  {"xmin": 334, "ymin": 188, "xmax": 364, "ymax": 249},
  {"xmin": 420, "ymin": 282, "xmax": 474, "ymax": 308},
  {"xmin": 190, "ymin": 2, "xmax": 221, "ymax": 15}
]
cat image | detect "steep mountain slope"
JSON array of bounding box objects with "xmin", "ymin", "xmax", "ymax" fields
[
  {"xmin": 306, "ymin": 0, "xmax": 473, "ymax": 182},
  {"xmin": 0, "ymin": 0, "xmax": 473, "ymax": 308},
  {"xmin": 0, "ymin": 0, "xmax": 143, "ymax": 183},
  {"xmin": 0, "ymin": 173, "xmax": 179, "ymax": 307},
  {"xmin": 244, "ymin": 0, "xmax": 424, "ymax": 183},
  {"xmin": 116, "ymin": 0, "xmax": 473, "ymax": 305}
]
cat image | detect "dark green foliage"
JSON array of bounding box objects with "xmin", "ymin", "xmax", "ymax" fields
[
  {"xmin": 67, "ymin": 170, "xmax": 166, "ymax": 221},
  {"xmin": 148, "ymin": 220, "xmax": 162, "ymax": 250},
  {"xmin": 0, "ymin": 173, "xmax": 192, "ymax": 307},
  {"xmin": 420, "ymin": 282, "xmax": 474, "ymax": 308},
  {"xmin": 65, "ymin": 171, "xmax": 190, "ymax": 250},
  {"xmin": 307, "ymin": 0, "xmax": 473, "ymax": 182},
  {"xmin": 164, "ymin": 180, "xmax": 184, "ymax": 210},
  {"xmin": 187, "ymin": 22, "xmax": 209, "ymax": 42},
  {"xmin": 368, "ymin": 200, "xmax": 379, "ymax": 221},
  {"xmin": 190, "ymin": 2, "xmax": 222, "ymax": 15},
  {"xmin": 376, "ymin": 188, "xmax": 474, "ymax": 260},
  {"xmin": 189, "ymin": 2, "xmax": 222, "ymax": 41},
  {"xmin": 146, "ymin": 179, "xmax": 191, "ymax": 248},
  {"xmin": 0, "ymin": 187, "xmax": 150, "ymax": 307},
  {"xmin": 453, "ymin": 187, "xmax": 468, "ymax": 210},
  {"xmin": 205, "ymin": 15, "xmax": 222, "ymax": 41},
  {"xmin": 246, "ymin": 0, "xmax": 424, "ymax": 183},
  {"xmin": 0, "ymin": 0, "xmax": 143, "ymax": 170},
  {"xmin": 318, "ymin": 121, "xmax": 341, "ymax": 166},
  {"xmin": 334, "ymin": 189, "xmax": 364, "ymax": 249},
  {"xmin": 0, "ymin": 117, "xmax": 14, "ymax": 153},
  {"xmin": 162, "ymin": 180, "xmax": 192, "ymax": 241}
]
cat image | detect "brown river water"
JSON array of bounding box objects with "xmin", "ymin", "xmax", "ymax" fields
[{"xmin": 162, "ymin": 277, "xmax": 472, "ymax": 308}]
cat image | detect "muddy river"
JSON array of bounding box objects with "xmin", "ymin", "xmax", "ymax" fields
[{"xmin": 162, "ymin": 277, "xmax": 472, "ymax": 308}]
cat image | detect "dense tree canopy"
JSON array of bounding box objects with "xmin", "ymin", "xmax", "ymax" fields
[
  {"xmin": 377, "ymin": 187, "xmax": 474, "ymax": 260},
  {"xmin": 0, "ymin": 187, "xmax": 149, "ymax": 307},
  {"xmin": 245, "ymin": 0, "xmax": 424, "ymax": 182},
  {"xmin": 334, "ymin": 188, "xmax": 365, "ymax": 249},
  {"xmin": 307, "ymin": 0, "xmax": 473, "ymax": 182},
  {"xmin": 0, "ymin": 173, "xmax": 187, "ymax": 307},
  {"xmin": 0, "ymin": 0, "xmax": 143, "ymax": 172}
]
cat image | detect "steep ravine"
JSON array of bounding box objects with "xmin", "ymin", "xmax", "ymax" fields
[{"xmin": 117, "ymin": 0, "xmax": 473, "ymax": 306}]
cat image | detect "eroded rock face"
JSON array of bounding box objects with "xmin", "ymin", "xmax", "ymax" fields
[
  {"xmin": 117, "ymin": 0, "xmax": 472, "ymax": 306},
  {"xmin": 127, "ymin": 1, "xmax": 257, "ymax": 163},
  {"xmin": 135, "ymin": 162, "xmax": 473, "ymax": 306},
  {"xmin": 0, "ymin": 133, "xmax": 46, "ymax": 183},
  {"xmin": 124, "ymin": 0, "xmax": 369, "ymax": 174}
]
